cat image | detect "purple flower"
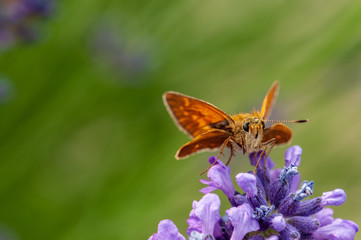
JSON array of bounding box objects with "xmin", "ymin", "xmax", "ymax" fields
[
  {"xmin": 312, "ymin": 219, "xmax": 358, "ymax": 240},
  {"xmin": 284, "ymin": 145, "xmax": 302, "ymax": 167},
  {"xmin": 150, "ymin": 146, "xmax": 358, "ymax": 239},
  {"xmin": 315, "ymin": 208, "xmax": 334, "ymax": 226},
  {"xmin": 148, "ymin": 219, "xmax": 186, "ymax": 240},
  {"xmin": 235, "ymin": 172, "xmax": 257, "ymax": 197},
  {"xmin": 187, "ymin": 193, "xmax": 221, "ymax": 238},
  {"xmin": 200, "ymin": 157, "xmax": 236, "ymax": 205},
  {"xmin": 226, "ymin": 203, "xmax": 259, "ymax": 240},
  {"xmin": 320, "ymin": 189, "xmax": 346, "ymax": 207},
  {"xmin": 249, "ymin": 151, "xmax": 275, "ymax": 169},
  {"xmin": 312, "ymin": 208, "xmax": 358, "ymax": 239},
  {"xmin": 271, "ymin": 214, "xmax": 286, "ymax": 232}
]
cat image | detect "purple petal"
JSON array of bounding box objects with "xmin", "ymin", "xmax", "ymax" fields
[
  {"xmin": 149, "ymin": 219, "xmax": 186, "ymax": 240},
  {"xmin": 234, "ymin": 193, "xmax": 248, "ymax": 206},
  {"xmin": 312, "ymin": 219, "xmax": 359, "ymax": 240},
  {"xmin": 271, "ymin": 215, "xmax": 286, "ymax": 232},
  {"xmin": 284, "ymin": 145, "xmax": 302, "ymax": 167},
  {"xmin": 235, "ymin": 172, "xmax": 257, "ymax": 197},
  {"xmin": 315, "ymin": 208, "xmax": 335, "ymax": 227},
  {"xmin": 226, "ymin": 203, "xmax": 260, "ymax": 240},
  {"xmin": 187, "ymin": 201, "xmax": 202, "ymax": 235},
  {"xmin": 199, "ymin": 185, "xmax": 218, "ymax": 195},
  {"xmin": 201, "ymin": 157, "xmax": 236, "ymax": 203},
  {"xmin": 200, "ymin": 179, "xmax": 213, "ymax": 185},
  {"xmin": 208, "ymin": 156, "xmax": 218, "ymax": 164},
  {"xmin": 320, "ymin": 189, "xmax": 346, "ymax": 207},
  {"xmin": 194, "ymin": 193, "xmax": 221, "ymax": 236}
]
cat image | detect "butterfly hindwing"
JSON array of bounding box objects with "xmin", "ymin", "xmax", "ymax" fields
[
  {"xmin": 262, "ymin": 123, "xmax": 292, "ymax": 145},
  {"xmin": 176, "ymin": 129, "xmax": 232, "ymax": 159}
]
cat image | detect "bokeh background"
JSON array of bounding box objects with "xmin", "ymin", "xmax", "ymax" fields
[{"xmin": 0, "ymin": 0, "xmax": 361, "ymax": 239}]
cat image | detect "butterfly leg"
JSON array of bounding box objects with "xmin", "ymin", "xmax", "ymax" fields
[
  {"xmin": 262, "ymin": 138, "xmax": 276, "ymax": 178},
  {"xmin": 253, "ymin": 138, "xmax": 276, "ymax": 181},
  {"xmin": 253, "ymin": 146, "xmax": 267, "ymax": 175},
  {"xmin": 200, "ymin": 137, "xmax": 231, "ymax": 175},
  {"xmin": 225, "ymin": 143, "xmax": 234, "ymax": 166}
]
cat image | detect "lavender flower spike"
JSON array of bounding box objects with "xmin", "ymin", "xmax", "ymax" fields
[
  {"xmin": 148, "ymin": 219, "xmax": 186, "ymax": 240},
  {"xmin": 151, "ymin": 145, "xmax": 359, "ymax": 240},
  {"xmin": 226, "ymin": 203, "xmax": 260, "ymax": 240}
]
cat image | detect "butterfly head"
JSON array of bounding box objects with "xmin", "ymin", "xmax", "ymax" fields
[
  {"xmin": 241, "ymin": 117, "xmax": 265, "ymax": 152},
  {"xmin": 243, "ymin": 118, "xmax": 265, "ymax": 138}
]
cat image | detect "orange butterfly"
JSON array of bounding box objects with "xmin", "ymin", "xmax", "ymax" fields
[{"xmin": 163, "ymin": 81, "xmax": 307, "ymax": 174}]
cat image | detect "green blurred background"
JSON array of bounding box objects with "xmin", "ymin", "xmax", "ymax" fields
[{"xmin": 1, "ymin": 0, "xmax": 361, "ymax": 239}]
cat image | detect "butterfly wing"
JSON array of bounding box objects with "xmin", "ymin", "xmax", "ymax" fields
[
  {"xmin": 176, "ymin": 129, "xmax": 232, "ymax": 159},
  {"xmin": 260, "ymin": 81, "xmax": 279, "ymax": 120},
  {"xmin": 163, "ymin": 91, "xmax": 234, "ymax": 138},
  {"xmin": 262, "ymin": 123, "xmax": 292, "ymax": 145}
]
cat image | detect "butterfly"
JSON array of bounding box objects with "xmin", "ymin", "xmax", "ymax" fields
[{"xmin": 163, "ymin": 81, "xmax": 307, "ymax": 174}]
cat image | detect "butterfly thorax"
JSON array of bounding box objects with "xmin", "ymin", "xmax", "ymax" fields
[{"xmin": 231, "ymin": 112, "xmax": 265, "ymax": 153}]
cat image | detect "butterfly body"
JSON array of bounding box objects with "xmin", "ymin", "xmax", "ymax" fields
[
  {"xmin": 231, "ymin": 112, "xmax": 265, "ymax": 154},
  {"xmin": 163, "ymin": 81, "xmax": 303, "ymax": 163}
]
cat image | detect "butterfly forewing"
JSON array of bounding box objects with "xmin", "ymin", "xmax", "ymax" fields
[
  {"xmin": 260, "ymin": 81, "xmax": 279, "ymax": 120},
  {"xmin": 163, "ymin": 92, "xmax": 234, "ymax": 138}
]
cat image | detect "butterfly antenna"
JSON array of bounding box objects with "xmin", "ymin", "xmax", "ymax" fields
[{"xmin": 264, "ymin": 119, "xmax": 308, "ymax": 123}]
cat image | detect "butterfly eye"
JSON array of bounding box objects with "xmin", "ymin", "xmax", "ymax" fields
[
  {"xmin": 261, "ymin": 121, "xmax": 265, "ymax": 129},
  {"xmin": 243, "ymin": 122, "xmax": 250, "ymax": 132}
]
